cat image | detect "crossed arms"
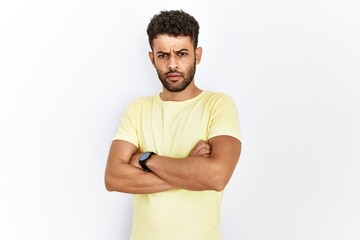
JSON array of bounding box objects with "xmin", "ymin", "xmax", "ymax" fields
[{"xmin": 104, "ymin": 135, "xmax": 241, "ymax": 194}]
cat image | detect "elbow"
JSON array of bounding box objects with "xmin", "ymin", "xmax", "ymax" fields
[
  {"xmin": 208, "ymin": 166, "xmax": 228, "ymax": 192},
  {"xmin": 211, "ymin": 176, "xmax": 227, "ymax": 192},
  {"xmin": 104, "ymin": 174, "xmax": 116, "ymax": 192},
  {"xmin": 214, "ymin": 185, "xmax": 226, "ymax": 192},
  {"xmin": 105, "ymin": 172, "xmax": 130, "ymax": 193},
  {"xmin": 105, "ymin": 183, "xmax": 113, "ymax": 192}
]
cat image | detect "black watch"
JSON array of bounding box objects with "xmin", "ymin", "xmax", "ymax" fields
[{"xmin": 139, "ymin": 152, "xmax": 156, "ymax": 172}]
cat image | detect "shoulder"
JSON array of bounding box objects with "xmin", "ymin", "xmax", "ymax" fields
[
  {"xmin": 202, "ymin": 91, "xmax": 236, "ymax": 105},
  {"xmin": 132, "ymin": 95, "xmax": 155, "ymax": 103},
  {"xmin": 127, "ymin": 94, "xmax": 158, "ymax": 108}
]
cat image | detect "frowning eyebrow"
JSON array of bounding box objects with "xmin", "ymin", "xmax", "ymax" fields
[{"xmin": 156, "ymin": 49, "xmax": 189, "ymax": 54}]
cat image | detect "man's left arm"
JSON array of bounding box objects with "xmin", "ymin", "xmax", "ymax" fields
[{"xmin": 146, "ymin": 135, "xmax": 241, "ymax": 191}]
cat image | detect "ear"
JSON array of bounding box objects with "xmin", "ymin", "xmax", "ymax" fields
[
  {"xmin": 195, "ymin": 47, "xmax": 202, "ymax": 64},
  {"xmin": 148, "ymin": 51, "xmax": 156, "ymax": 67}
]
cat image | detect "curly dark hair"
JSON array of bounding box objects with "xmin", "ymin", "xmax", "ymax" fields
[{"xmin": 147, "ymin": 10, "xmax": 200, "ymax": 49}]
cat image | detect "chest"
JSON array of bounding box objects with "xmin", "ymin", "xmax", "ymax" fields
[{"xmin": 137, "ymin": 102, "xmax": 212, "ymax": 156}]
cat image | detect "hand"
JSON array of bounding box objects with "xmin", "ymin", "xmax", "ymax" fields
[{"xmin": 189, "ymin": 140, "xmax": 211, "ymax": 157}]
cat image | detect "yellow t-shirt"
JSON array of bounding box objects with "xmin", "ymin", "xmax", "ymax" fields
[{"xmin": 114, "ymin": 91, "xmax": 241, "ymax": 240}]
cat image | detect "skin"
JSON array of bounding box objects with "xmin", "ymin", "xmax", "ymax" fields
[
  {"xmin": 105, "ymin": 34, "xmax": 242, "ymax": 193},
  {"xmin": 148, "ymin": 34, "xmax": 203, "ymax": 101}
]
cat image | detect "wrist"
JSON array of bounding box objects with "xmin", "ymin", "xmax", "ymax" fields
[
  {"xmin": 139, "ymin": 152, "xmax": 156, "ymax": 172},
  {"xmin": 146, "ymin": 154, "xmax": 158, "ymax": 170}
]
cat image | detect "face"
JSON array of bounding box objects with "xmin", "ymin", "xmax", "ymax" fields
[{"xmin": 149, "ymin": 34, "xmax": 202, "ymax": 92}]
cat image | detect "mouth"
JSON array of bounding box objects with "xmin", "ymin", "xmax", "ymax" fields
[{"xmin": 166, "ymin": 73, "xmax": 182, "ymax": 81}]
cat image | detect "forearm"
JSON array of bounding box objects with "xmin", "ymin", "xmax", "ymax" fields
[
  {"xmin": 105, "ymin": 161, "xmax": 176, "ymax": 194},
  {"xmin": 147, "ymin": 136, "xmax": 241, "ymax": 191},
  {"xmin": 147, "ymin": 155, "xmax": 221, "ymax": 191}
]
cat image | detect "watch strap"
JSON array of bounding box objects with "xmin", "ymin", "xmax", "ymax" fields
[{"xmin": 139, "ymin": 152, "xmax": 155, "ymax": 172}]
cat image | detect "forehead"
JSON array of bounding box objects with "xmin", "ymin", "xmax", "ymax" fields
[{"xmin": 152, "ymin": 34, "xmax": 194, "ymax": 51}]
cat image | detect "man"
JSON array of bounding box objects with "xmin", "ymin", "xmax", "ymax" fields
[{"xmin": 105, "ymin": 10, "xmax": 242, "ymax": 240}]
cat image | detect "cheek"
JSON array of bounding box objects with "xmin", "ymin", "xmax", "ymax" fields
[
  {"xmin": 154, "ymin": 64, "xmax": 166, "ymax": 75},
  {"xmin": 154, "ymin": 59, "xmax": 165, "ymax": 67},
  {"xmin": 154, "ymin": 62, "xmax": 164, "ymax": 71}
]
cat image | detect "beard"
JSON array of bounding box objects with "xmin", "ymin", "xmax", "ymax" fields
[{"xmin": 156, "ymin": 62, "xmax": 196, "ymax": 92}]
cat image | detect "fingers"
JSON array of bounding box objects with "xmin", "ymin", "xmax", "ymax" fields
[
  {"xmin": 195, "ymin": 140, "xmax": 208, "ymax": 149},
  {"xmin": 197, "ymin": 146, "xmax": 210, "ymax": 157},
  {"xmin": 189, "ymin": 140, "xmax": 211, "ymax": 157}
]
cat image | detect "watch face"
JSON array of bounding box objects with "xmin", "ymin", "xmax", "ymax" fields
[{"xmin": 140, "ymin": 152, "xmax": 151, "ymax": 161}]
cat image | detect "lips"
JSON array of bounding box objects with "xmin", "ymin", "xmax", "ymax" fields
[{"xmin": 166, "ymin": 73, "xmax": 182, "ymax": 81}]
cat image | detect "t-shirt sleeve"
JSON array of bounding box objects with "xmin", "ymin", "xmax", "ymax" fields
[
  {"xmin": 113, "ymin": 100, "xmax": 139, "ymax": 147},
  {"xmin": 208, "ymin": 94, "xmax": 241, "ymax": 141}
]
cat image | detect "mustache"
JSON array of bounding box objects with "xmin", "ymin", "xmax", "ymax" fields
[{"xmin": 166, "ymin": 70, "xmax": 182, "ymax": 75}]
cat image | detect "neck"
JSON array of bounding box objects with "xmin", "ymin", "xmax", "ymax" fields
[{"xmin": 160, "ymin": 85, "xmax": 202, "ymax": 101}]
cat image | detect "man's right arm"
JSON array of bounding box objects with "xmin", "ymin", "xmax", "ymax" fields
[{"xmin": 104, "ymin": 140, "xmax": 175, "ymax": 194}]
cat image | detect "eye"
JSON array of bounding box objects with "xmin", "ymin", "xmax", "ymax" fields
[
  {"xmin": 157, "ymin": 53, "xmax": 168, "ymax": 59},
  {"xmin": 178, "ymin": 52, "xmax": 187, "ymax": 57}
]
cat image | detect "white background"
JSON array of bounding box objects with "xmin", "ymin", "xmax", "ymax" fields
[{"xmin": 1, "ymin": 0, "xmax": 359, "ymax": 239}]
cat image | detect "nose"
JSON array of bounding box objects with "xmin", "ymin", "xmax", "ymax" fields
[{"xmin": 167, "ymin": 54, "xmax": 179, "ymax": 70}]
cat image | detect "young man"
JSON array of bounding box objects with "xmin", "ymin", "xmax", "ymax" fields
[{"xmin": 105, "ymin": 10, "xmax": 242, "ymax": 240}]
